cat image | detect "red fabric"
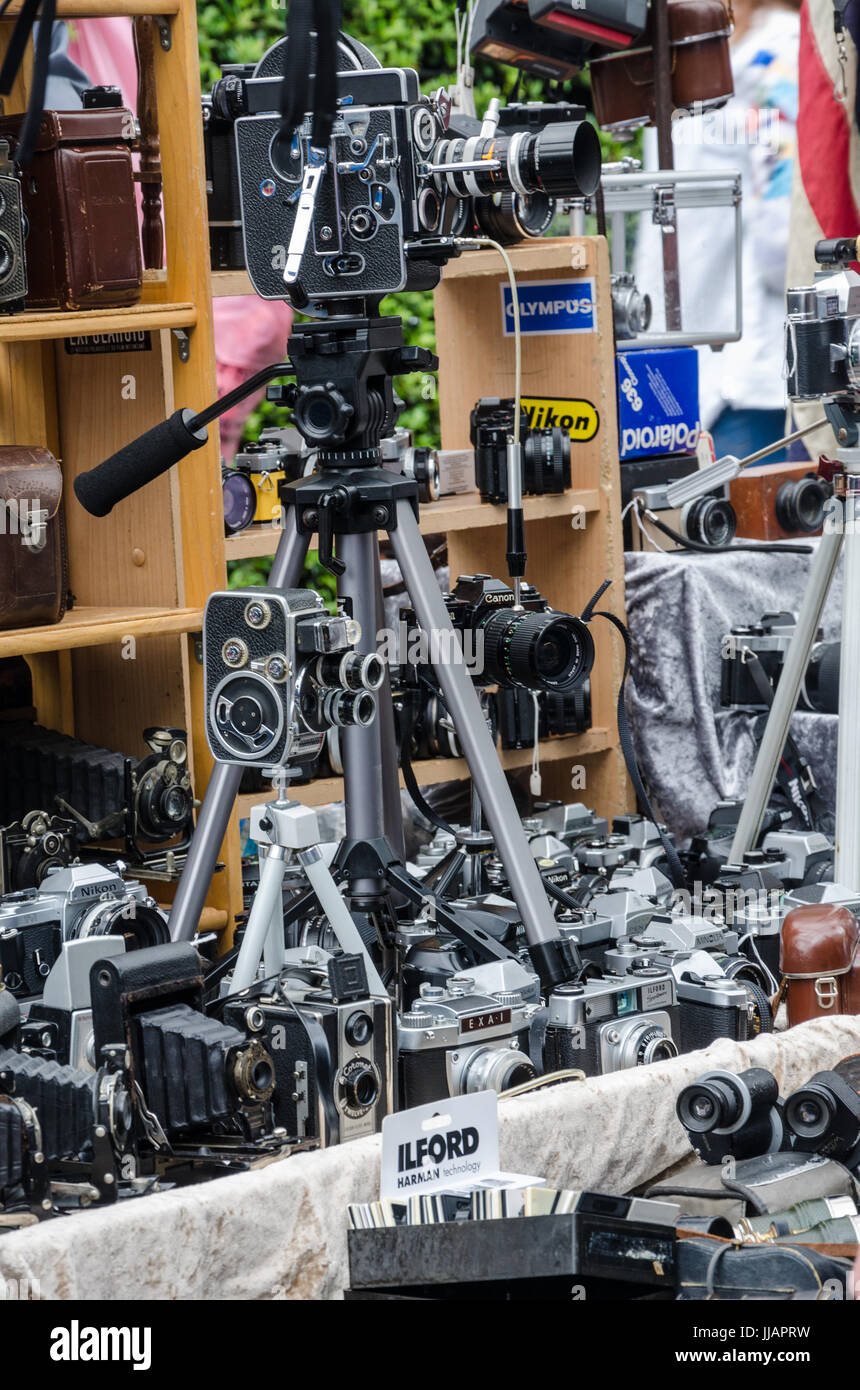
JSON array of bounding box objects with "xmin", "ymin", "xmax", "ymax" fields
[{"xmin": 797, "ymin": 1, "xmax": 860, "ymax": 237}]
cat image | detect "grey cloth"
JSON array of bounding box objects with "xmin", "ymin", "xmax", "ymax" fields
[{"xmin": 623, "ymin": 543, "xmax": 842, "ymax": 846}]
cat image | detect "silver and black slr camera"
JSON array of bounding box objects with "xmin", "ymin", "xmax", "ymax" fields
[
  {"xmin": 225, "ymin": 37, "xmax": 600, "ymax": 304},
  {"xmin": 631, "ymin": 481, "xmax": 737, "ymax": 550},
  {"xmin": 398, "ymin": 967, "xmax": 539, "ymax": 1106},
  {"xmin": 444, "ymin": 574, "xmax": 595, "ymax": 692},
  {"xmin": 223, "ymin": 948, "xmax": 395, "ymax": 1146},
  {"xmin": 0, "ymin": 138, "xmax": 27, "ymax": 312},
  {"xmin": 542, "ymin": 968, "xmax": 680, "ymax": 1076},
  {"xmin": 0, "ymin": 863, "xmax": 168, "ymax": 998},
  {"xmin": 470, "ymin": 397, "xmax": 571, "ymax": 505},
  {"xmin": 611, "ymin": 272, "xmax": 651, "ymax": 340},
  {"xmin": 203, "ymin": 586, "xmax": 384, "ymax": 769},
  {"xmin": 785, "ymin": 236, "xmax": 860, "ymax": 402},
  {"xmin": 720, "ymin": 611, "xmax": 840, "ymax": 714}
]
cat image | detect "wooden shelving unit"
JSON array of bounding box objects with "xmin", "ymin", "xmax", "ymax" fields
[{"xmin": 0, "ymin": 0, "xmax": 241, "ymax": 932}]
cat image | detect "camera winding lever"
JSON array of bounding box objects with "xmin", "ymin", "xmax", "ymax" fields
[{"xmin": 284, "ymin": 147, "xmax": 328, "ymax": 289}]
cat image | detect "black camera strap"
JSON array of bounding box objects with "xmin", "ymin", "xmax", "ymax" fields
[
  {"xmin": 0, "ymin": 0, "xmax": 56, "ymax": 171},
  {"xmin": 280, "ymin": 0, "xmax": 342, "ymax": 149},
  {"xmin": 581, "ymin": 579, "xmax": 687, "ymax": 891},
  {"xmin": 740, "ymin": 646, "xmax": 831, "ymax": 835}
]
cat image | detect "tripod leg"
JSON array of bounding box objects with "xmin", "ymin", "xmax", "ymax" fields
[
  {"xmin": 337, "ymin": 531, "xmax": 395, "ymax": 901},
  {"xmin": 233, "ymin": 844, "xmax": 288, "ymax": 992},
  {"xmin": 373, "ymin": 538, "xmax": 407, "ymax": 862},
  {"xmin": 390, "ymin": 501, "xmax": 568, "ymax": 983},
  {"xmin": 298, "ymin": 845, "xmax": 388, "ymax": 996},
  {"xmin": 730, "ymin": 520, "xmax": 844, "ymax": 864},
  {"xmin": 170, "ymin": 513, "xmax": 310, "ymax": 942},
  {"xmin": 836, "ymin": 490, "xmax": 860, "ymax": 889}
]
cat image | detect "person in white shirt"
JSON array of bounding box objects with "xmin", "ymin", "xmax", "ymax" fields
[{"xmin": 634, "ymin": 0, "xmax": 801, "ymax": 459}]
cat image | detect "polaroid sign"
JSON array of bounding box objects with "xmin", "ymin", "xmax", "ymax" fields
[{"xmin": 501, "ymin": 278, "xmax": 597, "ymax": 336}]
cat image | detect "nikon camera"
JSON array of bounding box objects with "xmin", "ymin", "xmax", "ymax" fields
[{"xmin": 471, "ymin": 397, "xmax": 570, "ymax": 505}]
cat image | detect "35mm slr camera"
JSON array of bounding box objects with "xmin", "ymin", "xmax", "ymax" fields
[
  {"xmin": 720, "ymin": 611, "xmax": 840, "ymax": 713},
  {"xmin": 471, "ymin": 397, "xmax": 571, "ymax": 505},
  {"xmin": 445, "ymin": 575, "xmax": 595, "ymax": 693}
]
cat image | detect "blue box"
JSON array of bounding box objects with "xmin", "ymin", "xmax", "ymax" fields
[{"xmin": 615, "ymin": 346, "xmax": 700, "ymax": 461}]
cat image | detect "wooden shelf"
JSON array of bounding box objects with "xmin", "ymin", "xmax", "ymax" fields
[
  {"xmin": 235, "ymin": 726, "xmax": 613, "ymax": 817},
  {"xmin": 224, "ymin": 488, "xmax": 602, "ymax": 562},
  {"xmin": 1, "ymin": 605, "xmax": 202, "ymax": 658},
  {"xmin": 0, "ymin": 301, "xmax": 196, "ymax": 344},
  {"xmin": 212, "ymin": 270, "xmax": 254, "ymax": 299}
]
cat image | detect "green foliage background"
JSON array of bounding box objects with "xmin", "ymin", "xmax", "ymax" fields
[{"xmin": 202, "ymin": 1, "xmax": 631, "ymax": 584}]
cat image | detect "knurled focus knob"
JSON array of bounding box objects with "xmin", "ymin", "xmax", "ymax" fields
[
  {"xmin": 493, "ymin": 990, "xmax": 523, "ymax": 1007},
  {"xmin": 293, "ymin": 382, "xmax": 354, "ymax": 443}
]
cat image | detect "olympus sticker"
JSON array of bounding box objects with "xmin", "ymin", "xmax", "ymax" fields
[
  {"xmin": 521, "ymin": 395, "xmax": 599, "ymax": 443},
  {"xmin": 501, "ymin": 277, "xmax": 597, "ymax": 336}
]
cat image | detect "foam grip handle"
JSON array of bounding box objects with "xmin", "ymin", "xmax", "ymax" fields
[{"xmin": 73, "ymin": 408, "xmax": 208, "ymax": 516}]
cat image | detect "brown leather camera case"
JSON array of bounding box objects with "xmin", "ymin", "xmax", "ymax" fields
[
  {"xmin": 729, "ymin": 461, "xmax": 830, "ymax": 541},
  {"xmin": 0, "ymin": 447, "xmax": 69, "ymax": 631},
  {"xmin": 780, "ymin": 904, "xmax": 860, "ymax": 1026},
  {"xmin": 0, "ymin": 110, "xmax": 141, "ymax": 309},
  {"xmin": 590, "ymin": 0, "xmax": 734, "ymax": 131}
]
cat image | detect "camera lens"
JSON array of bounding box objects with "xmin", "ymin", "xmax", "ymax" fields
[
  {"xmin": 71, "ymin": 900, "xmax": 170, "ymax": 950},
  {"xmin": 775, "ymin": 474, "xmax": 830, "ymax": 534},
  {"xmin": 232, "ymin": 1040, "xmax": 277, "ymax": 1102},
  {"xmin": 682, "ymin": 496, "xmax": 737, "ymax": 547},
  {"xmin": 677, "ymin": 1076, "xmax": 741, "ymax": 1132},
  {"xmin": 345, "ymin": 1010, "xmax": 373, "ymax": 1047},
  {"xmin": 482, "ymin": 609, "xmax": 594, "ymax": 691},
  {"xmin": 0, "ymin": 231, "xmax": 15, "ymax": 287},
  {"xmin": 433, "ymin": 119, "xmax": 601, "ymax": 203},
  {"xmin": 474, "ymin": 190, "xmax": 556, "ymax": 244},
  {"xmin": 803, "ymin": 640, "xmax": 840, "ymax": 714},
  {"xmin": 785, "ymin": 1085, "xmax": 833, "ymax": 1140},
  {"xmin": 522, "ymin": 428, "xmax": 571, "ymax": 495},
  {"xmin": 339, "ymin": 1058, "xmax": 380, "ymax": 1113},
  {"xmin": 317, "ymin": 651, "xmax": 385, "ymax": 692},
  {"xmin": 222, "ymin": 470, "xmax": 257, "ymax": 533},
  {"xmin": 323, "ymin": 688, "xmax": 377, "ymax": 727},
  {"xmin": 460, "ymin": 1046, "xmax": 537, "ymax": 1095}
]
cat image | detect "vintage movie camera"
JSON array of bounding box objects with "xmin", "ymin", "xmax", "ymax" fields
[
  {"xmin": 444, "ymin": 575, "xmax": 595, "ymax": 693},
  {"xmin": 720, "ymin": 611, "xmax": 840, "ymax": 714},
  {"xmin": 0, "ymin": 863, "xmax": 168, "ymax": 999},
  {"xmin": 398, "ymin": 961, "xmax": 539, "ymax": 1106},
  {"xmin": 0, "ymin": 723, "xmax": 195, "ymax": 887},
  {"xmin": 223, "ymin": 949, "xmax": 395, "ymax": 1146},
  {"xmin": 0, "ymin": 139, "xmax": 27, "ymax": 313},
  {"xmin": 204, "ymin": 587, "xmax": 384, "ymax": 770},
  {"xmin": 543, "ymin": 967, "xmax": 680, "ymax": 1076},
  {"xmin": 470, "ymin": 397, "xmax": 570, "ymax": 505},
  {"xmin": 222, "ymin": 36, "xmax": 600, "ymax": 305}
]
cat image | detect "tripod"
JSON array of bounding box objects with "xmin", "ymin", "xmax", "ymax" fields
[
  {"xmin": 168, "ymin": 308, "xmax": 576, "ymax": 991},
  {"xmin": 729, "ymin": 401, "xmax": 860, "ymax": 888}
]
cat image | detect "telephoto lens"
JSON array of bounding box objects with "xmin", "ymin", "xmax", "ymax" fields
[
  {"xmin": 784, "ymin": 1067, "xmax": 860, "ymax": 1162},
  {"xmin": 676, "ymin": 1067, "xmax": 786, "ymax": 1164},
  {"xmin": 432, "ymin": 117, "xmax": 601, "ymax": 202}
]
